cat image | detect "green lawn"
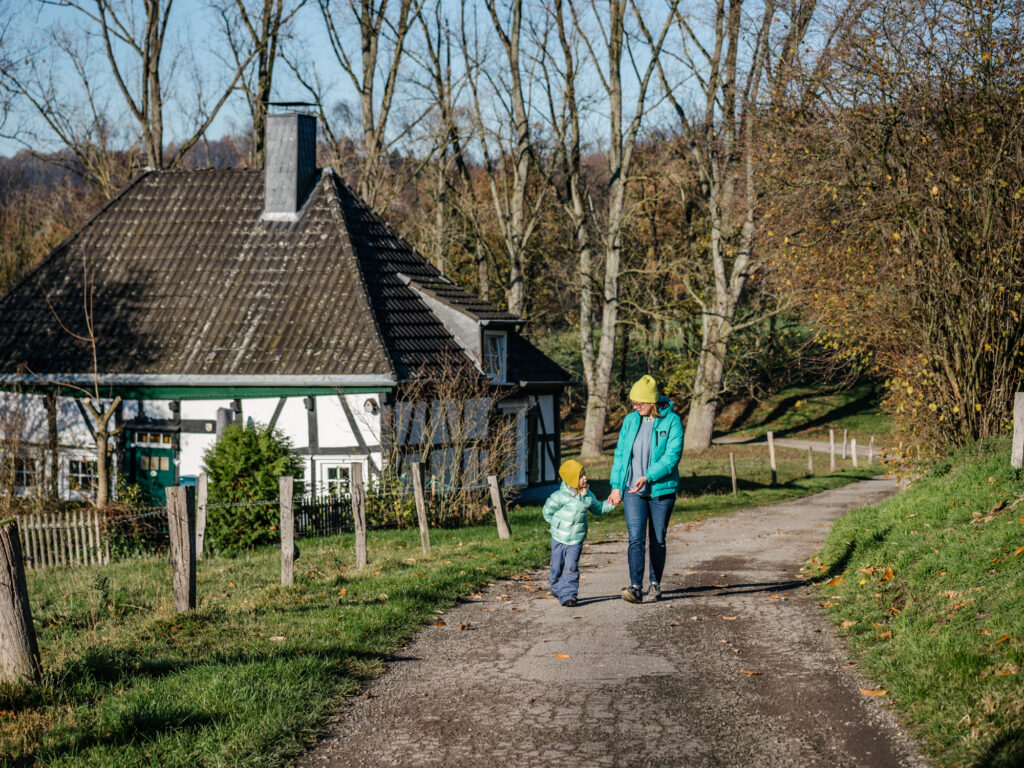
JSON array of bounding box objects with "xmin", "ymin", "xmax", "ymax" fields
[
  {"xmin": 809, "ymin": 436, "xmax": 1024, "ymax": 768},
  {"xmin": 722, "ymin": 382, "xmax": 895, "ymax": 444},
  {"xmin": 1, "ymin": 447, "xmax": 875, "ymax": 767}
]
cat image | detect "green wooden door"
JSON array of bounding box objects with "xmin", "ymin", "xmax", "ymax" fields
[{"xmin": 130, "ymin": 430, "xmax": 177, "ymax": 505}]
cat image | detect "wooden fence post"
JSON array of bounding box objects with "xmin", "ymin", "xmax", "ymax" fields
[
  {"xmin": 0, "ymin": 519, "xmax": 41, "ymax": 684},
  {"xmin": 767, "ymin": 431, "xmax": 777, "ymax": 486},
  {"xmin": 807, "ymin": 447, "xmax": 814, "ymax": 476},
  {"xmin": 1012, "ymin": 392, "xmax": 1024, "ymax": 469},
  {"xmin": 352, "ymin": 464, "xmax": 367, "ymax": 569},
  {"xmin": 280, "ymin": 476, "xmax": 294, "ymax": 586},
  {"xmin": 868, "ymin": 436, "xmax": 874, "ymax": 466},
  {"xmin": 411, "ymin": 462, "xmax": 431, "ymax": 556},
  {"xmin": 729, "ymin": 452, "xmax": 738, "ymax": 495},
  {"xmin": 166, "ymin": 486, "xmax": 196, "ymax": 612},
  {"xmin": 487, "ymin": 475, "xmax": 512, "ymax": 539},
  {"xmin": 830, "ymin": 429, "xmax": 836, "ymax": 473},
  {"xmin": 842, "ymin": 429, "xmax": 849, "ymax": 459},
  {"xmin": 196, "ymin": 473, "xmax": 208, "ymax": 560},
  {"xmin": 851, "ymin": 438, "xmax": 858, "ymax": 468}
]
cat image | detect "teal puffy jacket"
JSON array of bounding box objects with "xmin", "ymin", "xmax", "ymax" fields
[
  {"xmin": 542, "ymin": 483, "xmax": 613, "ymax": 545},
  {"xmin": 609, "ymin": 396, "xmax": 684, "ymax": 498}
]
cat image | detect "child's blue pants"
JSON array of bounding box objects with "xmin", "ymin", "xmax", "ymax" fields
[{"xmin": 549, "ymin": 539, "xmax": 583, "ymax": 604}]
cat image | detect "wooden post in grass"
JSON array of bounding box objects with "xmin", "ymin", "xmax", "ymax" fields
[
  {"xmin": 729, "ymin": 452, "xmax": 738, "ymax": 495},
  {"xmin": 487, "ymin": 475, "xmax": 512, "ymax": 539},
  {"xmin": 767, "ymin": 431, "xmax": 777, "ymax": 486},
  {"xmin": 167, "ymin": 486, "xmax": 196, "ymax": 613},
  {"xmin": 829, "ymin": 429, "xmax": 836, "ymax": 472},
  {"xmin": 868, "ymin": 436, "xmax": 874, "ymax": 465},
  {"xmin": 851, "ymin": 438, "xmax": 858, "ymax": 468},
  {"xmin": 352, "ymin": 463, "xmax": 367, "ymax": 569},
  {"xmin": 411, "ymin": 462, "xmax": 431, "ymax": 555},
  {"xmin": 1012, "ymin": 393, "xmax": 1024, "ymax": 469},
  {"xmin": 196, "ymin": 473, "xmax": 208, "ymax": 560},
  {"xmin": 807, "ymin": 447, "xmax": 814, "ymax": 476},
  {"xmin": 0, "ymin": 518, "xmax": 41, "ymax": 684},
  {"xmin": 280, "ymin": 476, "xmax": 294, "ymax": 586},
  {"xmin": 842, "ymin": 429, "xmax": 848, "ymax": 459}
]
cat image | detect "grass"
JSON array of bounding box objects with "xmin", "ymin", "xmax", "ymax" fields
[
  {"xmin": 722, "ymin": 381, "xmax": 894, "ymax": 443},
  {"xmin": 0, "ymin": 442, "xmax": 876, "ymax": 767},
  {"xmin": 808, "ymin": 436, "xmax": 1024, "ymax": 768}
]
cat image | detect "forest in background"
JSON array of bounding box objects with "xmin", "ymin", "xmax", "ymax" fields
[{"xmin": 0, "ymin": 0, "xmax": 1021, "ymax": 462}]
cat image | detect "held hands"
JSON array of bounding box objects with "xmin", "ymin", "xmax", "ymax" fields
[{"xmin": 608, "ymin": 488, "xmax": 622, "ymax": 506}]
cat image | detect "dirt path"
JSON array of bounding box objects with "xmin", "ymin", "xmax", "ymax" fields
[{"xmin": 297, "ymin": 477, "xmax": 929, "ymax": 768}]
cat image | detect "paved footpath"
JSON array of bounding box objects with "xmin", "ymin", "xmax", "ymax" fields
[{"xmin": 298, "ymin": 478, "xmax": 929, "ymax": 768}]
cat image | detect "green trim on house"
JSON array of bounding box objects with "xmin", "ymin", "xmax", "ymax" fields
[{"xmin": 2, "ymin": 385, "xmax": 391, "ymax": 400}]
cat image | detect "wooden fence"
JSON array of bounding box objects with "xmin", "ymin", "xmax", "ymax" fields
[{"xmin": 17, "ymin": 510, "xmax": 110, "ymax": 570}]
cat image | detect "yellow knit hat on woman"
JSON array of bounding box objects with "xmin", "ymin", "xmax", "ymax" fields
[
  {"xmin": 629, "ymin": 375, "xmax": 658, "ymax": 403},
  {"xmin": 559, "ymin": 459, "xmax": 584, "ymax": 488}
]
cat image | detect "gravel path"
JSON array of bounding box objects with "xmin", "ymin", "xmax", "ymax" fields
[{"xmin": 297, "ymin": 477, "xmax": 929, "ymax": 768}]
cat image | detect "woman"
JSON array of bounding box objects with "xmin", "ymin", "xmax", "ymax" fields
[{"xmin": 608, "ymin": 375, "xmax": 684, "ymax": 603}]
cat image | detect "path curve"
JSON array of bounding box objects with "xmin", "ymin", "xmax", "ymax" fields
[{"xmin": 298, "ymin": 477, "xmax": 929, "ymax": 768}]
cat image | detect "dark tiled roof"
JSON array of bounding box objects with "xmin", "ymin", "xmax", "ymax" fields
[{"xmin": 0, "ymin": 168, "xmax": 567, "ymax": 385}]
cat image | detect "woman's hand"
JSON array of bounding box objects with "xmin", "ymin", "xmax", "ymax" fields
[
  {"xmin": 628, "ymin": 476, "xmax": 648, "ymax": 494},
  {"xmin": 608, "ymin": 488, "xmax": 622, "ymax": 506}
]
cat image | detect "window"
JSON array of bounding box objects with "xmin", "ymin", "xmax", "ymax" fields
[
  {"xmin": 324, "ymin": 465, "xmax": 349, "ymax": 496},
  {"xmin": 69, "ymin": 459, "xmax": 98, "ymax": 492},
  {"xmin": 13, "ymin": 457, "xmax": 36, "ymax": 487},
  {"xmin": 483, "ymin": 331, "xmax": 507, "ymax": 382}
]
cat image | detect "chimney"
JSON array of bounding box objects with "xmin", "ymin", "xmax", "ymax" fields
[{"xmin": 262, "ymin": 112, "xmax": 318, "ymax": 220}]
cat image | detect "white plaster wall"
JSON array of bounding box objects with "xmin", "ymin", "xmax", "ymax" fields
[
  {"xmin": 180, "ymin": 400, "xmax": 221, "ymax": 420},
  {"xmin": 243, "ymin": 397, "xmax": 282, "ymax": 426},
  {"xmin": 315, "ymin": 395, "xmax": 356, "ymax": 447},
  {"xmin": 141, "ymin": 399, "xmax": 174, "ymax": 419},
  {"xmin": 274, "ymin": 398, "xmax": 310, "ymax": 447},
  {"xmin": 179, "ymin": 432, "xmax": 217, "ymax": 477}
]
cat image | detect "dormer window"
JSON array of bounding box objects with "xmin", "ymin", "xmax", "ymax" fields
[{"xmin": 483, "ymin": 331, "xmax": 508, "ymax": 382}]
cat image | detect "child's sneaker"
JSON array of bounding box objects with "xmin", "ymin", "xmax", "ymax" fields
[
  {"xmin": 621, "ymin": 585, "xmax": 643, "ymax": 603},
  {"xmin": 647, "ymin": 582, "xmax": 661, "ymax": 601}
]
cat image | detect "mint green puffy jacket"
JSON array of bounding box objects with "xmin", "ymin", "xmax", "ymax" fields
[{"xmin": 542, "ymin": 483, "xmax": 613, "ymax": 545}]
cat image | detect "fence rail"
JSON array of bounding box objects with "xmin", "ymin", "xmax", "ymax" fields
[{"xmin": 17, "ymin": 510, "xmax": 109, "ymax": 570}]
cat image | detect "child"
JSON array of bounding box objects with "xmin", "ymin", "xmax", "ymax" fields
[{"xmin": 543, "ymin": 459, "xmax": 615, "ymax": 607}]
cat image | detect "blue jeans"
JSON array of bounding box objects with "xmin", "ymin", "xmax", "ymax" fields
[
  {"xmin": 623, "ymin": 493, "xmax": 674, "ymax": 588},
  {"xmin": 550, "ymin": 539, "xmax": 583, "ymax": 603}
]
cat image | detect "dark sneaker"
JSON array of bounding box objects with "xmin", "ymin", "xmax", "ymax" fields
[
  {"xmin": 621, "ymin": 585, "xmax": 643, "ymax": 603},
  {"xmin": 648, "ymin": 582, "xmax": 662, "ymax": 601},
  {"xmin": 562, "ymin": 597, "xmax": 578, "ymax": 607}
]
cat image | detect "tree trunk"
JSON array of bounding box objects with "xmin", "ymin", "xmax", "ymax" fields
[
  {"xmin": 0, "ymin": 520, "xmax": 41, "ymax": 684},
  {"xmin": 45, "ymin": 393, "xmax": 58, "ymax": 501},
  {"xmin": 685, "ymin": 314, "xmax": 730, "ymax": 452}
]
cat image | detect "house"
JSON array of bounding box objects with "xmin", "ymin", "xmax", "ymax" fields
[{"xmin": 0, "ymin": 112, "xmax": 569, "ymax": 504}]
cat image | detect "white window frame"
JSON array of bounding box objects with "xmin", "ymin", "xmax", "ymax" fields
[
  {"xmin": 68, "ymin": 458, "xmax": 98, "ymax": 493},
  {"xmin": 322, "ymin": 463, "xmax": 351, "ymax": 497},
  {"xmin": 483, "ymin": 330, "xmax": 508, "ymax": 383}
]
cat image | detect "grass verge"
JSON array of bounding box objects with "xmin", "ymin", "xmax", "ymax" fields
[
  {"xmin": 3, "ymin": 455, "xmax": 874, "ymax": 768},
  {"xmin": 808, "ymin": 436, "xmax": 1024, "ymax": 768}
]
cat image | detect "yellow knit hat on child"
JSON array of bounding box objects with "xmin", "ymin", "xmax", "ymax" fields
[
  {"xmin": 558, "ymin": 459, "xmax": 584, "ymax": 488},
  {"xmin": 629, "ymin": 375, "xmax": 658, "ymax": 403}
]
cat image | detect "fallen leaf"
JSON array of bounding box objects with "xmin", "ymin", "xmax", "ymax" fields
[
  {"xmin": 722, "ymin": 616, "xmax": 739, "ymax": 620},
  {"xmin": 460, "ymin": 622, "xmax": 472, "ymax": 630},
  {"xmin": 269, "ymin": 636, "xmax": 286, "ymax": 642},
  {"xmin": 860, "ymin": 688, "xmax": 887, "ymax": 696},
  {"xmin": 378, "ymin": 593, "xmax": 389, "ymax": 601},
  {"xmin": 994, "ymin": 635, "xmax": 1011, "ymax": 645},
  {"xmin": 339, "ymin": 587, "xmax": 347, "ymax": 596},
  {"xmin": 1014, "ymin": 545, "xmax": 1024, "ymax": 557},
  {"xmin": 877, "ymin": 630, "xmax": 893, "ymax": 639},
  {"xmin": 822, "ymin": 602, "xmax": 837, "ymax": 608},
  {"xmin": 433, "ymin": 621, "xmax": 447, "ymax": 627},
  {"xmin": 841, "ymin": 620, "xmax": 858, "ymax": 628},
  {"xmin": 879, "ymin": 567, "xmax": 895, "ymax": 583},
  {"xmin": 840, "ymin": 662, "xmax": 857, "ymax": 669},
  {"xmin": 740, "ymin": 669, "xmax": 761, "ymax": 675},
  {"xmin": 825, "ymin": 576, "xmax": 845, "ymax": 586},
  {"xmin": 534, "ymin": 595, "xmax": 552, "ymax": 600},
  {"xmin": 364, "ymin": 690, "xmax": 372, "ymax": 699},
  {"xmin": 555, "ymin": 653, "xmax": 570, "ymax": 659},
  {"xmin": 769, "ymin": 595, "xmax": 781, "ymax": 599},
  {"xmin": 669, "ymin": 621, "xmax": 681, "ymax": 627}
]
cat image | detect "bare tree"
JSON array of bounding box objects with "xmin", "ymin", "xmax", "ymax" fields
[
  {"xmin": 215, "ymin": 0, "xmax": 307, "ymax": 169},
  {"xmin": 644, "ymin": 0, "xmax": 816, "ymax": 452},
  {"xmin": 4, "ymin": 0, "xmax": 252, "ymax": 187},
  {"xmin": 460, "ymin": 0, "xmax": 553, "ymax": 317},
  {"xmin": 544, "ymin": 0, "xmax": 677, "ymax": 459}
]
